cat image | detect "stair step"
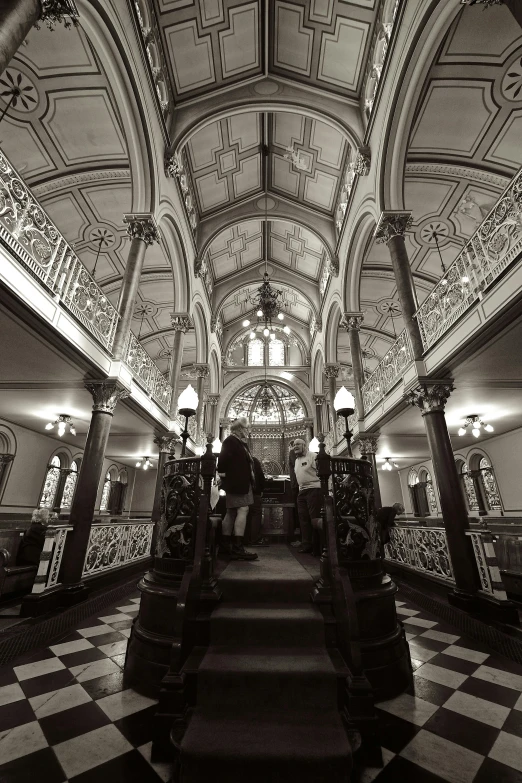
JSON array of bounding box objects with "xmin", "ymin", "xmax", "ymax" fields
[
  {"xmin": 196, "ymin": 646, "xmax": 338, "ymax": 711},
  {"xmin": 180, "ymin": 709, "xmax": 352, "ymax": 783},
  {"xmin": 210, "ymin": 602, "xmax": 324, "ymax": 646}
]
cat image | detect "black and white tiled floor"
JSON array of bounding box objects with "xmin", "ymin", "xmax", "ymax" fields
[{"xmin": 1, "ymin": 591, "xmax": 522, "ymax": 782}]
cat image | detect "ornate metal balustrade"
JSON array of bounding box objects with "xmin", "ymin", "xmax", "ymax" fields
[
  {"xmin": 361, "ymin": 330, "xmax": 413, "ymax": 413},
  {"xmin": 31, "ymin": 525, "xmax": 72, "ymax": 594},
  {"xmin": 385, "ymin": 525, "xmax": 454, "ymax": 582},
  {"xmin": 82, "ymin": 522, "xmax": 154, "ymax": 577},
  {"xmin": 124, "ymin": 332, "xmax": 173, "ymax": 412},
  {"xmin": 0, "ymin": 149, "xmax": 119, "ymax": 350},
  {"xmin": 416, "ymin": 166, "xmax": 522, "ymax": 350}
]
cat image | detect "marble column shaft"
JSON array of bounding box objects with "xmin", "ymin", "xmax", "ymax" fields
[
  {"xmin": 169, "ymin": 315, "xmax": 191, "ymax": 417},
  {"xmin": 344, "ymin": 314, "xmax": 365, "ymax": 419},
  {"xmin": 61, "ymin": 382, "xmax": 130, "ymax": 586},
  {"xmin": 112, "ymin": 215, "xmax": 159, "ymax": 362}
]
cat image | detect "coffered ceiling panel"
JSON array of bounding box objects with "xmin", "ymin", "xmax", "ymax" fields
[
  {"xmin": 270, "ymin": 0, "xmax": 374, "ymax": 97},
  {"xmin": 157, "ymin": 0, "xmax": 262, "ymax": 100},
  {"xmin": 208, "ymin": 220, "xmax": 263, "ymax": 279},
  {"xmin": 270, "ymin": 221, "xmax": 325, "ymax": 280}
]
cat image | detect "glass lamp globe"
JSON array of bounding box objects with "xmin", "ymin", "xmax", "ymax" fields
[
  {"xmin": 458, "ymin": 427, "xmax": 466, "ymax": 436},
  {"xmin": 257, "ymin": 309, "xmax": 263, "ymax": 317},
  {"xmin": 45, "ymin": 422, "xmax": 54, "ymax": 430},
  {"xmin": 283, "ymin": 325, "xmax": 290, "ymax": 334},
  {"xmin": 333, "ymin": 386, "xmax": 355, "ymax": 413},
  {"xmin": 277, "ymin": 313, "xmax": 284, "ymax": 320},
  {"xmin": 242, "ymin": 319, "xmax": 250, "ymax": 327},
  {"xmin": 249, "ymin": 331, "xmax": 256, "ymax": 340},
  {"xmin": 472, "ymin": 427, "xmax": 480, "ymax": 438},
  {"xmin": 263, "ymin": 327, "xmax": 269, "ymax": 337},
  {"xmin": 484, "ymin": 424, "xmax": 494, "ymax": 433},
  {"xmin": 178, "ymin": 384, "xmax": 198, "ymax": 414},
  {"xmin": 309, "ymin": 437, "xmax": 320, "ymax": 453}
]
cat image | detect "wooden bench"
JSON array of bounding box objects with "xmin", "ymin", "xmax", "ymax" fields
[{"xmin": 0, "ymin": 528, "xmax": 37, "ymax": 599}]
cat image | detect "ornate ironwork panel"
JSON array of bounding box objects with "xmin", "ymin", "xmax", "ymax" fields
[
  {"xmin": 0, "ymin": 148, "xmax": 119, "ymax": 349},
  {"xmin": 361, "ymin": 330, "xmax": 413, "ymax": 413},
  {"xmin": 157, "ymin": 458, "xmax": 202, "ymax": 559},
  {"xmin": 385, "ymin": 526, "xmax": 454, "ymax": 582},
  {"xmin": 48, "ymin": 528, "xmax": 68, "ymax": 588},
  {"xmin": 123, "ymin": 332, "xmax": 172, "ymax": 412},
  {"xmin": 330, "ymin": 457, "xmax": 379, "ymax": 561},
  {"xmin": 468, "ymin": 532, "xmax": 493, "ymax": 594},
  {"xmin": 82, "ymin": 522, "xmax": 153, "ymax": 576}
]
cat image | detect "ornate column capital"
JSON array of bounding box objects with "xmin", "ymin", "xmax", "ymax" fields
[
  {"xmin": 123, "ymin": 214, "xmax": 159, "ymax": 246},
  {"xmin": 39, "ymin": 1, "xmax": 79, "ymax": 30},
  {"xmin": 206, "ymin": 394, "xmax": 220, "ymax": 406},
  {"xmin": 324, "ymin": 363, "xmax": 340, "ymax": 379},
  {"xmin": 353, "ymin": 146, "xmax": 371, "ymax": 176},
  {"xmin": 341, "ymin": 312, "xmax": 364, "ymax": 330},
  {"xmin": 194, "ymin": 363, "xmax": 210, "ymax": 379},
  {"xmin": 356, "ymin": 432, "xmax": 380, "ymax": 455},
  {"xmin": 153, "ymin": 434, "xmax": 178, "ymax": 453},
  {"xmin": 85, "ymin": 381, "xmax": 130, "ymax": 415},
  {"xmin": 164, "ymin": 152, "xmax": 183, "ymax": 178},
  {"xmin": 406, "ymin": 380, "xmax": 455, "ymax": 414},
  {"xmin": 170, "ymin": 313, "xmax": 192, "ymax": 332},
  {"xmin": 374, "ymin": 211, "xmax": 413, "ymax": 244},
  {"xmin": 312, "ymin": 394, "xmax": 326, "ymax": 404},
  {"xmin": 0, "ymin": 454, "xmax": 15, "ymax": 464}
]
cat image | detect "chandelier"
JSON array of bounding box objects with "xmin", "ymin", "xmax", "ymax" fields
[
  {"xmin": 256, "ymin": 384, "xmax": 275, "ymax": 417},
  {"xmin": 458, "ymin": 415, "xmax": 494, "ymax": 438},
  {"xmin": 136, "ymin": 456, "xmax": 153, "ymax": 470},
  {"xmin": 45, "ymin": 414, "xmax": 76, "ymax": 437},
  {"xmin": 382, "ymin": 458, "xmax": 399, "ymax": 471}
]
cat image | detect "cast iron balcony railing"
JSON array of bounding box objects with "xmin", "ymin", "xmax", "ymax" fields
[
  {"xmin": 416, "ymin": 166, "xmax": 522, "ymax": 351},
  {"xmin": 362, "ymin": 330, "xmax": 413, "ymax": 413},
  {"xmin": 0, "ymin": 149, "xmax": 119, "ymax": 350},
  {"xmin": 124, "ymin": 332, "xmax": 173, "ymax": 412}
]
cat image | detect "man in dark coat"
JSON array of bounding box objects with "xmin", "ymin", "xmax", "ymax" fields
[{"xmin": 246, "ymin": 456, "xmax": 268, "ymax": 546}]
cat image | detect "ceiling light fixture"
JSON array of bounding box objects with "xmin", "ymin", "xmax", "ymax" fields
[
  {"xmin": 458, "ymin": 415, "xmax": 494, "ymax": 438},
  {"xmin": 136, "ymin": 456, "xmax": 152, "ymax": 470},
  {"xmin": 382, "ymin": 457, "xmax": 399, "ymax": 471},
  {"xmin": 45, "ymin": 414, "xmax": 76, "ymax": 437}
]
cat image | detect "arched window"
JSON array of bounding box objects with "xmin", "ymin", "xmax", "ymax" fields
[
  {"xmin": 99, "ymin": 471, "xmax": 112, "ymax": 511},
  {"xmin": 0, "ymin": 431, "xmax": 15, "ymax": 500},
  {"xmin": 40, "ymin": 455, "xmax": 61, "ymax": 508},
  {"xmin": 459, "ymin": 461, "xmax": 479, "ymax": 512},
  {"xmin": 61, "ymin": 460, "xmax": 78, "ymax": 508},
  {"xmin": 269, "ymin": 339, "xmax": 285, "ymax": 366},
  {"xmin": 247, "ymin": 338, "xmax": 264, "ymax": 366},
  {"xmin": 423, "ymin": 470, "xmax": 438, "ymax": 515},
  {"xmin": 478, "ymin": 457, "xmax": 502, "ymax": 512}
]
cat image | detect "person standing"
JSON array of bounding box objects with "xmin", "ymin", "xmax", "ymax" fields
[
  {"xmin": 217, "ymin": 417, "xmax": 258, "ymax": 561},
  {"xmin": 247, "ymin": 456, "xmax": 269, "ymax": 546},
  {"xmin": 292, "ymin": 438, "xmax": 323, "ymax": 555},
  {"xmin": 376, "ymin": 503, "xmax": 405, "ymax": 555}
]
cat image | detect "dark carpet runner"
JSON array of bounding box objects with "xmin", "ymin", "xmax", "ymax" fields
[{"xmin": 179, "ymin": 545, "xmax": 353, "ymax": 782}]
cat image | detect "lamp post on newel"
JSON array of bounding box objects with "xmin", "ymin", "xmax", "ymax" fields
[
  {"xmin": 177, "ymin": 384, "xmax": 199, "ymax": 456},
  {"xmin": 334, "ymin": 386, "xmax": 356, "ymax": 457}
]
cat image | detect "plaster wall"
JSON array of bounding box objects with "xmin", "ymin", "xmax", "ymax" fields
[
  {"xmin": 0, "ymin": 417, "xmax": 134, "ymax": 515},
  {"xmin": 379, "ymin": 468, "xmax": 404, "ymax": 509},
  {"xmin": 129, "ymin": 466, "xmax": 156, "ymax": 514}
]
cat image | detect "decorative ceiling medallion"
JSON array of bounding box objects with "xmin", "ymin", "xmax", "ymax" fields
[
  {"xmin": 261, "ymin": 263, "xmax": 274, "ymax": 276},
  {"xmin": 501, "ymin": 55, "xmax": 522, "ymax": 102},
  {"xmin": 157, "ymin": 347, "xmax": 172, "ymax": 359},
  {"xmin": 0, "ymin": 70, "xmax": 38, "ymax": 113},
  {"xmin": 419, "ymin": 220, "xmax": 450, "ymax": 245},
  {"xmin": 376, "ymin": 299, "xmax": 402, "ymax": 317},
  {"xmin": 256, "ymin": 196, "xmax": 276, "ymax": 211},
  {"xmin": 88, "ymin": 225, "xmax": 117, "ymax": 250},
  {"xmin": 253, "ymin": 80, "xmax": 280, "ymax": 95},
  {"xmin": 133, "ymin": 301, "xmax": 156, "ymax": 319}
]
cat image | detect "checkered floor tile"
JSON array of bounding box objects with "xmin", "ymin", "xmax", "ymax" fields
[{"xmin": 1, "ymin": 592, "xmax": 522, "ymax": 782}]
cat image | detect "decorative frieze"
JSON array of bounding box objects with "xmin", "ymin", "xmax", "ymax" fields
[
  {"xmin": 170, "ymin": 313, "xmax": 192, "ymax": 332},
  {"xmin": 374, "ymin": 211, "xmax": 413, "ymax": 244},
  {"xmin": 341, "ymin": 312, "xmax": 364, "ymax": 331},
  {"xmin": 356, "ymin": 433, "xmax": 379, "ymax": 455},
  {"xmin": 324, "ymin": 364, "xmax": 340, "ymax": 379},
  {"xmin": 164, "ymin": 149, "xmax": 198, "ymax": 231}
]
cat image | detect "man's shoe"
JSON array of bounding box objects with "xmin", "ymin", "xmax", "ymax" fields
[
  {"xmin": 298, "ymin": 545, "xmax": 313, "ymax": 554},
  {"xmin": 231, "ymin": 544, "xmax": 259, "ymax": 561}
]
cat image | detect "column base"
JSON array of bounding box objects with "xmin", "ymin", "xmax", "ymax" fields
[
  {"xmin": 477, "ymin": 593, "xmax": 520, "ymax": 626},
  {"xmin": 60, "ymin": 582, "xmax": 91, "ymax": 607},
  {"xmin": 447, "ymin": 589, "xmax": 479, "ymax": 613}
]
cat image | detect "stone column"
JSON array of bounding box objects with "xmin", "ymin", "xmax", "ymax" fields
[
  {"xmin": 312, "ymin": 394, "xmax": 325, "ymax": 434},
  {"xmin": 61, "ymin": 381, "xmax": 130, "ymax": 591},
  {"xmin": 343, "ymin": 313, "xmax": 365, "ymax": 421},
  {"xmin": 324, "ymin": 364, "xmax": 340, "ymax": 431},
  {"xmin": 169, "ymin": 314, "xmax": 192, "ymax": 418},
  {"xmin": 407, "ymin": 381, "xmax": 480, "ymax": 607},
  {"xmin": 304, "ymin": 418, "xmax": 314, "ymax": 443},
  {"xmin": 205, "ymin": 394, "xmax": 220, "ymax": 438},
  {"xmin": 0, "ymin": 1, "xmax": 78, "ymax": 78},
  {"xmin": 194, "ymin": 364, "xmax": 210, "ymax": 440},
  {"xmin": 112, "ymin": 215, "xmax": 159, "ymax": 361},
  {"xmin": 374, "ymin": 212, "xmax": 424, "ymax": 361},
  {"xmin": 356, "ymin": 433, "xmax": 382, "ymax": 510}
]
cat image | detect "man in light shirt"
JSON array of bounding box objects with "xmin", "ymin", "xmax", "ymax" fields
[{"xmin": 293, "ymin": 438, "xmax": 323, "ymax": 554}]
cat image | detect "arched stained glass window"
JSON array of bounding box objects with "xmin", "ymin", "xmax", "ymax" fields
[
  {"xmin": 268, "ymin": 339, "xmax": 285, "ymax": 367},
  {"xmin": 99, "ymin": 471, "xmax": 112, "ymax": 511},
  {"xmin": 408, "ymin": 470, "xmax": 418, "ymax": 487},
  {"xmin": 424, "ymin": 471, "xmax": 438, "ymax": 515},
  {"xmin": 61, "ymin": 460, "xmax": 78, "ymax": 508},
  {"xmin": 478, "ymin": 457, "xmax": 502, "ymax": 512},
  {"xmin": 461, "ymin": 463, "xmax": 479, "ymax": 512},
  {"xmin": 40, "ymin": 455, "xmax": 61, "ymax": 508},
  {"xmin": 247, "ymin": 339, "xmax": 264, "ymax": 366}
]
